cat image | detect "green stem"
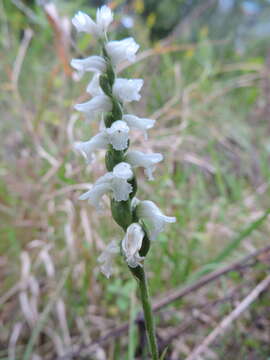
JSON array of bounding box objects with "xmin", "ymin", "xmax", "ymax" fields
[{"xmin": 136, "ymin": 267, "xmax": 159, "ymax": 360}]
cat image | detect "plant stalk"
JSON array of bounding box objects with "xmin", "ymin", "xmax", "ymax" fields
[{"xmin": 137, "ymin": 267, "xmax": 159, "ymax": 360}]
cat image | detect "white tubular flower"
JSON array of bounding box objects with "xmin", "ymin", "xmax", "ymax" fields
[
  {"xmin": 122, "ymin": 223, "xmax": 144, "ymax": 268},
  {"xmin": 125, "ymin": 150, "xmax": 163, "ymax": 180},
  {"xmin": 74, "ymin": 94, "xmax": 112, "ymax": 115},
  {"xmin": 86, "ymin": 73, "xmax": 103, "ymax": 96},
  {"xmin": 72, "ymin": 11, "xmax": 97, "ymax": 34},
  {"xmin": 113, "ymin": 78, "xmax": 143, "ymax": 103},
  {"xmin": 72, "ymin": 6, "xmax": 113, "ymax": 37},
  {"xmin": 134, "ymin": 199, "xmax": 176, "ymax": 240},
  {"xmin": 96, "ymin": 5, "xmax": 113, "ymax": 35},
  {"xmin": 79, "ymin": 182, "xmax": 110, "ymax": 210},
  {"xmin": 79, "ymin": 162, "xmax": 133, "ymax": 209},
  {"xmin": 74, "ymin": 121, "xmax": 129, "ymax": 162},
  {"xmin": 123, "ymin": 114, "xmax": 156, "ymax": 139},
  {"xmin": 106, "ymin": 120, "xmax": 129, "ymax": 150},
  {"xmin": 74, "ymin": 133, "xmax": 108, "ymax": 163},
  {"xmin": 105, "ymin": 37, "xmax": 139, "ymax": 65},
  {"xmin": 97, "ymin": 240, "xmax": 119, "ymax": 278},
  {"xmin": 70, "ymin": 56, "xmax": 106, "ymax": 75}
]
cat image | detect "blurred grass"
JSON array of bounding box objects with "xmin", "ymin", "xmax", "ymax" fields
[{"xmin": 1, "ymin": 0, "xmax": 270, "ymax": 359}]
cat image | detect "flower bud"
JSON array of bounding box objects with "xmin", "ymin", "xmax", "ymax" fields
[{"xmin": 122, "ymin": 223, "xmax": 144, "ymax": 268}]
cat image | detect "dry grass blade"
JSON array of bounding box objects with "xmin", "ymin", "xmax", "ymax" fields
[
  {"xmin": 57, "ymin": 245, "xmax": 270, "ymax": 359},
  {"xmin": 186, "ymin": 274, "xmax": 270, "ymax": 360}
]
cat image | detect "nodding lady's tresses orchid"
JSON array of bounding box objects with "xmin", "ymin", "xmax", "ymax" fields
[
  {"xmin": 72, "ymin": 3, "xmax": 175, "ymax": 273},
  {"xmin": 71, "ymin": 6, "xmax": 175, "ymax": 359}
]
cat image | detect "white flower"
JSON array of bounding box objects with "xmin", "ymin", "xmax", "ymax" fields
[
  {"xmin": 75, "ymin": 121, "xmax": 130, "ymax": 162},
  {"xmin": 97, "ymin": 240, "xmax": 119, "ymax": 278},
  {"xmin": 96, "ymin": 5, "xmax": 113, "ymax": 35},
  {"xmin": 74, "ymin": 133, "xmax": 108, "ymax": 163},
  {"xmin": 79, "ymin": 162, "xmax": 133, "ymax": 209},
  {"xmin": 105, "ymin": 120, "xmax": 129, "ymax": 150},
  {"xmin": 72, "ymin": 11, "xmax": 97, "ymax": 34},
  {"xmin": 125, "ymin": 150, "xmax": 163, "ymax": 180},
  {"xmin": 123, "ymin": 114, "xmax": 155, "ymax": 139},
  {"xmin": 86, "ymin": 73, "xmax": 103, "ymax": 96},
  {"xmin": 72, "ymin": 6, "xmax": 113, "ymax": 37},
  {"xmin": 113, "ymin": 78, "xmax": 143, "ymax": 103},
  {"xmin": 122, "ymin": 223, "xmax": 144, "ymax": 268},
  {"xmin": 70, "ymin": 56, "xmax": 106, "ymax": 75},
  {"xmin": 105, "ymin": 37, "xmax": 139, "ymax": 65},
  {"xmin": 133, "ymin": 199, "xmax": 176, "ymax": 240},
  {"xmin": 74, "ymin": 94, "xmax": 112, "ymax": 115}
]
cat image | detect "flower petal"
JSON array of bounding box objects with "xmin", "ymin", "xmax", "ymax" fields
[
  {"xmin": 135, "ymin": 200, "xmax": 176, "ymax": 240},
  {"xmin": 72, "ymin": 11, "xmax": 98, "ymax": 35},
  {"xmin": 70, "ymin": 56, "xmax": 106, "ymax": 74},
  {"xmin": 96, "ymin": 5, "xmax": 113, "ymax": 35},
  {"xmin": 86, "ymin": 73, "xmax": 103, "ymax": 96},
  {"xmin": 74, "ymin": 95, "xmax": 112, "ymax": 114},
  {"xmin": 97, "ymin": 240, "xmax": 119, "ymax": 278},
  {"xmin": 74, "ymin": 132, "xmax": 108, "ymax": 163},
  {"xmin": 79, "ymin": 183, "xmax": 110, "ymax": 210},
  {"xmin": 125, "ymin": 151, "xmax": 163, "ymax": 180},
  {"xmin": 123, "ymin": 114, "xmax": 155, "ymax": 139}
]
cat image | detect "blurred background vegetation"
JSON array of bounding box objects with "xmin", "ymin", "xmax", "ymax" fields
[{"xmin": 1, "ymin": 0, "xmax": 270, "ymax": 359}]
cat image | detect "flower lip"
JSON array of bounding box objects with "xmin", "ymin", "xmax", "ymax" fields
[
  {"xmin": 113, "ymin": 78, "xmax": 144, "ymax": 103},
  {"xmin": 105, "ymin": 37, "xmax": 140, "ymax": 65}
]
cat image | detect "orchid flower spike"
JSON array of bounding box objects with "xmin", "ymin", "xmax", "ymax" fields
[
  {"xmin": 122, "ymin": 223, "xmax": 145, "ymax": 268},
  {"xmin": 79, "ymin": 162, "xmax": 133, "ymax": 209},
  {"xmin": 72, "ymin": 5, "xmax": 176, "ymax": 285},
  {"xmin": 125, "ymin": 150, "xmax": 163, "ymax": 180},
  {"xmin": 72, "ymin": 6, "xmax": 113, "ymax": 37},
  {"xmin": 97, "ymin": 240, "xmax": 119, "ymax": 278},
  {"xmin": 132, "ymin": 198, "xmax": 176, "ymax": 241}
]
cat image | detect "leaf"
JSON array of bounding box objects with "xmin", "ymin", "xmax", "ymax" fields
[
  {"xmin": 159, "ymin": 347, "xmax": 169, "ymax": 360},
  {"xmin": 190, "ymin": 208, "xmax": 270, "ymax": 281}
]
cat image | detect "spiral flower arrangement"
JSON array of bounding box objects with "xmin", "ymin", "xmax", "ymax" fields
[{"xmin": 71, "ymin": 6, "xmax": 175, "ymax": 359}]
